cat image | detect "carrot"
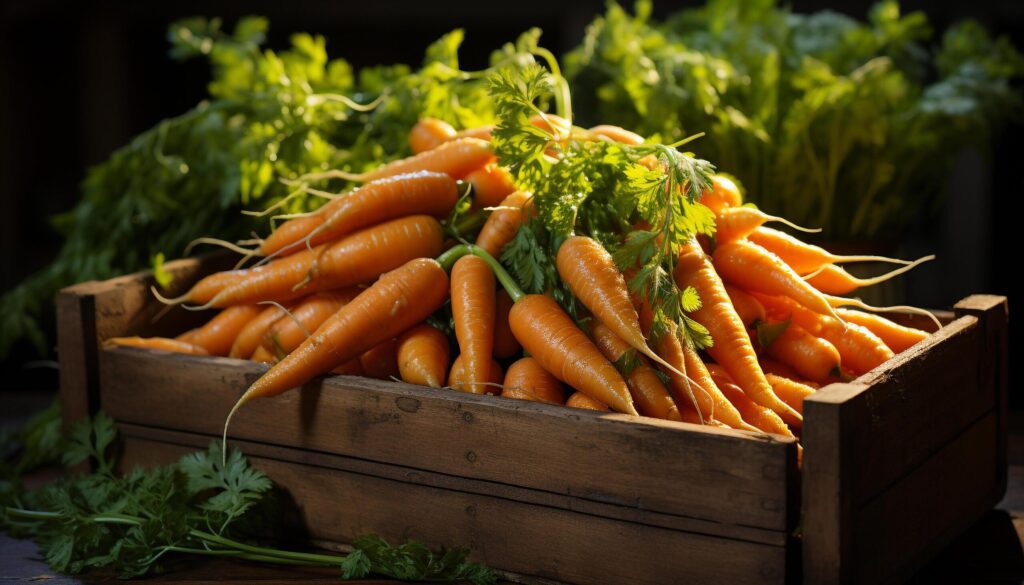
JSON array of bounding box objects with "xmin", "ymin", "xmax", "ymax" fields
[
  {"xmin": 229, "ymin": 303, "xmax": 296, "ymax": 359},
  {"xmin": 455, "ymin": 125, "xmax": 495, "ymax": 142},
  {"xmin": 359, "ymin": 338, "xmax": 400, "ymax": 380},
  {"xmin": 258, "ymin": 215, "xmax": 325, "ymax": 259},
  {"xmin": 804, "ymin": 256, "xmax": 935, "ymax": 295},
  {"xmin": 185, "ymin": 305, "xmax": 263, "ymax": 356},
  {"xmin": 396, "ymin": 324, "xmax": 450, "ymax": 388},
  {"xmin": 151, "ymin": 269, "xmax": 250, "ymax": 307},
  {"xmin": 175, "ymin": 328, "xmax": 198, "ymax": 343},
  {"xmin": 104, "ymin": 336, "xmax": 209, "ymax": 356},
  {"xmin": 250, "ymin": 345, "xmax": 274, "ymax": 363},
  {"xmin": 438, "ymin": 244, "xmax": 638, "ymax": 415},
  {"xmin": 724, "ymin": 284, "xmax": 766, "ymax": 328},
  {"xmin": 587, "ymin": 124, "xmax": 644, "ymax": 145},
  {"xmin": 302, "ymin": 137, "xmax": 493, "ymax": 183},
  {"xmin": 590, "ymin": 322, "xmax": 681, "ymax": 421},
  {"xmin": 530, "ymin": 113, "xmax": 571, "ymax": 140},
  {"xmin": 699, "ymin": 175, "xmax": 743, "ymax": 213},
  {"xmin": 409, "ymin": 118, "xmax": 456, "ymax": 154},
  {"xmin": 705, "ymin": 364, "xmax": 794, "ymax": 437},
  {"xmin": 261, "ymin": 291, "xmax": 360, "ymax": 356},
  {"xmin": 762, "ymin": 321, "xmax": 842, "ymax": 383},
  {"xmin": 466, "ymin": 163, "xmax": 517, "ymax": 209},
  {"xmin": 630, "ymin": 273, "xmax": 752, "ymax": 430},
  {"xmin": 292, "ymin": 172, "xmax": 458, "ymax": 257},
  {"xmin": 448, "ymin": 355, "xmax": 504, "ymax": 394},
  {"xmin": 202, "ymin": 216, "xmax": 444, "ymax": 309},
  {"xmin": 765, "ymin": 373, "xmax": 816, "ymax": 415},
  {"xmin": 835, "ymin": 308, "xmax": 928, "ymax": 353},
  {"xmin": 330, "ymin": 358, "xmax": 365, "ymax": 376},
  {"xmin": 566, "ymin": 392, "xmax": 610, "ymax": 412},
  {"xmin": 556, "ymin": 235, "xmax": 685, "ymax": 378},
  {"xmin": 674, "ymin": 238, "xmax": 802, "ymax": 425},
  {"xmin": 678, "ymin": 406, "xmax": 728, "ymax": 427},
  {"xmin": 226, "ymin": 257, "xmax": 450, "ymax": 425},
  {"xmin": 474, "ymin": 190, "xmax": 534, "ymax": 258},
  {"xmin": 713, "ymin": 206, "xmax": 819, "ymax": 244},
  {"xmin": 492, "ymin": 289, "xmax": 521, "ymax": 360},
  {"xmin": 758, "ymin": 293, "xmax": 893, "ymax": 377},
  {"xmin": 759, "ymin": 357, "xmax": 801, "ymax": 380},
  {"xmin": 712, "ymin": 239, "xmax": 843, "ymax": 323},
  {"xmin": 747, "ymin": 226, "xmax": 915, "ymax": 274},
  {"xmin": 502, "ymin": 357, "xmax": 565, "ymax": 404},
  {"xmin": 451, "ymin": 255, "xmax": 496, "ymax": 394}
]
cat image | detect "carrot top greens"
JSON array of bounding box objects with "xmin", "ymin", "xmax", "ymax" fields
[{"xmin": 489, "ymin": 63, "xmax": 715, "ymax": 348}]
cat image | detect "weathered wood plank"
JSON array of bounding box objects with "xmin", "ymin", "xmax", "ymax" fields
[
  {"xmin": 120, "ymin": 422, "xmax": 788, "ymax": 546},
  {"xmin": 954, "ymin": 295, "xmax": 1010, "ymax": 503},
  {"xmin": 119, "ymin": 431, "xmax": 790, "ymax": 585},
  {"xmin": 98, "ymin": 347, "xmax": 797, "ymax": 532},
  {"xmin": 57, "ymin": 289, "xmax": 98, "ymax": 432},
  {"xmin": 854, "ymin": 412, "xmax": 1001, "ymax": 585}
]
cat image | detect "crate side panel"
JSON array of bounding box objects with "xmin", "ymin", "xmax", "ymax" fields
[
  {"xmin": 99, "ymin": 347, "xmax": 796, "ymax": 531},
  {"xmin": 119, "ymin": 433, "xmax": 790, "ymax": 585}
]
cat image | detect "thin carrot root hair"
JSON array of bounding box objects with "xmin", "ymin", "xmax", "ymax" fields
[
  {"xmin": 297, "ymin": 169, "xmax": 366, "ymax": 183},
  {"xmin": 257, "ymin": 300, "xmax": 311, "ymax": 339},
  {"xmin": 830, "ymin": 254, "xmax": 916, "ymax": 266},
  {"xmin": 183, "ymin": 237, "xmax": 258, "ymax": 259},
  {"xmin": 150, "ymin": 285, "xmax": 190, "ymax": 306},
  {"xmin": 445, "ymin": 380, "xmax": 508, "ymax": 394},
  {"xmin": 149, "ymin": 303, "xmax": 175, "ymax": 324},
  {"xmin": 825, "ymin": 295, "xmax": 943, "ymax": 331},
  {"xmin": 810, "ymin": 254, "xmax": 936, "ymax": 286},
  {"xmin": 241, "ymin": 185, "xmax": 308, "ymax": 218},
  {"xmin": 800, "ymin": 265, "xmax": 828, "ymax": 280},
  {"xmin": 762, "ymin": 213, "xmax": 821, "ymax": 234}
]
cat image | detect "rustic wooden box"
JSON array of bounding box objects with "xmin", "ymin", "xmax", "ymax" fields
[{"xmin": 57, "ymin": 255, "xmax": 1008, "ymax": 585}]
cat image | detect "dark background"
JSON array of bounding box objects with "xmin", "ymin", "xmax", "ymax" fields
[{"xmin": 0, "ymin": 0, "xmax": 1019, "ymax": 396}]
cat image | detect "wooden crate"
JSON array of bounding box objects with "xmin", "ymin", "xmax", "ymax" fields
[{"xmin": 57, "ymin": 255, "xmax": 1008, "ymax": 585}]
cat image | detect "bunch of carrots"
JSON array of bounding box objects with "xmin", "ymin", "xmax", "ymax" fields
[{"xmin": 106, "ymin": 112, "xmax": 938, "ymax": 446}]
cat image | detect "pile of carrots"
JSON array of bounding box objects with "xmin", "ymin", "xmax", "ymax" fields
[{"xmin": 106, "ymin": 115, "xmax": 938, "ymax": 444}]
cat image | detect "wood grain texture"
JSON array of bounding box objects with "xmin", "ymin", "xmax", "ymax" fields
[
  {"xmin": 803, "ymin": 295, "xmax": 1009, "ymax": 585},
  {"xmin": 99, "ymin": 346, "xmax": 797, "ymax": 532},
  {"xmin": 118, "ymin": 429, "xmax": 790, "ymax": 585}
]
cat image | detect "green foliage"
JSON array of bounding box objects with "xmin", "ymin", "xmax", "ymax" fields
[
  {"xmin": 2, "ymin": 412, "xmax": 493, "ymax": 583},
  {"xmin": 566, "ymin": 0, "xmax": 1024, "ymax": 239}
]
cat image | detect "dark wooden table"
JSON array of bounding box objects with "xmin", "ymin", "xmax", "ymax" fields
[{"xmin": 3, "ymin": 392, "xmax": 1022, "ymax": 584}]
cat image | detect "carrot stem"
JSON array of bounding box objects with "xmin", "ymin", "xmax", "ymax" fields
[{"xmin": 436, "ymin": 245, "xmax": 525, "ymax": 302}]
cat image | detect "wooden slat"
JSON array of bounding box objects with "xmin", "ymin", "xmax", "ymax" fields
[
  {"xmin": 803, "ymin": 294, "xmax": 1008, "ymax": 585},
  {"xmin": 118, "ymin": 431, "xmax": 790, "ymax": 585},
  {"xmin": 954, "ymin": 295, "xmax": 1010, "ymax": 502},
  {"xmin": 57, "ymin": 288, "xmax": 98, "ymax": 432},
  {"xmin": 98, "ymin": 347, "xmax": 797, "ymax": 532},
  {"xmin": 853, "ymin": 412, "xmax": 1000, "ymax": 585}
]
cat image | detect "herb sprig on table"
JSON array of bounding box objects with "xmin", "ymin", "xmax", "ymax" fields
[{"xmin": 1, "ymin": 412, "xmax": 495, "ymax": 584}]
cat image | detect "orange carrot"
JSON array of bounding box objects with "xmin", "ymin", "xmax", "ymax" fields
[
  {"xmin": 706, "ymin": 364, "xmax": 794, "ymax": 437},
  {"xmin": 466, "ymin": 163, "xmax": 517, "ymax": 209},
  {"xmin": 359, "ymin": 338, "xmax": 400, "ymax": 380},
  {"xmin": 330, "ymin": 358, "xmax": 365, "ymax": 376},
  {"xmin": 590, "ymin": 322, "xmax": 681, "ymax": 421},
  {"xmin": 712, "ymin": 239, "xmax": 843, "ymax": 323},
  {"xmin": 262, "ymin": 290, "xmax": 360, "ymax": 356},
  {"xmin": 448, "ymin": 355, "xmax": 503, "ymax": 395},
  {"xmin": 556, "ymin": 236, "xmax": 683, "ymax": 377},
  {"xmin": 509, "ymin": 295, "xmax": 638, "ymax": 415},
  {"xmin": 204, "ymin": 216, "xmax": 444, "ymax": 308},
  {"xmin": 409, "ymin": 118, "xmax": 456, "ymax": 154},
  {"xmin": 229, "ymin": 302, "xmax": 296, "ymax": 359},
  {"xmin": 451, "ymin": 255, "xmax": 496, "ymax": 394},
  {"xmin": 566, "ymin": 392, "xmax": 610, "ymax": 411},
  {"xmin": 759, "ymin": 357, "xmax": 801, "ymax": 380},
  {"xmin": 152, "ymin": 269, "xmax": 250, "ymax": 307},
  {"xmin": 762, "ymin": 321, "xmax": 842, "ymax": 383},
  {"xmin": 492, "ymin": 289, "xmax": 521, "ymax": 360},
  {"xmin": 724, "ymin": 284, "xmax": 766, "ymax": 328},
  {"xmin": 474, "ymin": 190, "xmax": 534, "ymax": 258},
  {"xmin": 804, "ymin": 257, "xmax": 934, "ymax": 295},
  {"xmin": 250, "ymin": 345, "xmax": 274, "ymax": 363},
  {"xmin": 680, "ymin": 342, "xmax": 758, "ymax": 431},
  {"xmin": 185, "ymin": 305, "xmax": 263, "ymax": 356},
  {"xmin": 765, "ymin": 373, "xmax": 816, "ymax": 415},
  {"xmin": 678, "ymin": 406, "xmax": 728, "ymax": 427},
  {"xmin": 229, "ymin": 258, "xmax": 449, "ymax": 413},
  {"xmin": 713, "ymin": 206, "xmax": 819, "ymax": 244},
  {"xmin": 835, "ymin": 308, "xmax": 928, "ymax": 353},
  {"xmin": 305, "ymin": 137, "xmax": 493, "ymax": 183},
  {"xmin": 396, "ymin": 324, "xmax": 450, "ymax": 388},
  {"xmin": 747, "ymin": 227, "xmax": 914, "ymax": 274},
  {"xmin": 502, "ymin": 357, "xmax": 565, "ymax": 404},
  {"xmin": 104, "ymin": 336, "xmax": 209, "ymax": 356},
  {"xmin": 699, "ymin": 175, "xmax": 743, "ymax": 213},
  {"xmin": 674, "ymin": 238, "xmax": 802, "ymax": 425},
  {"xmin": 588, "ymin": 124, "xmax": 644, "ymax": 145}
]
